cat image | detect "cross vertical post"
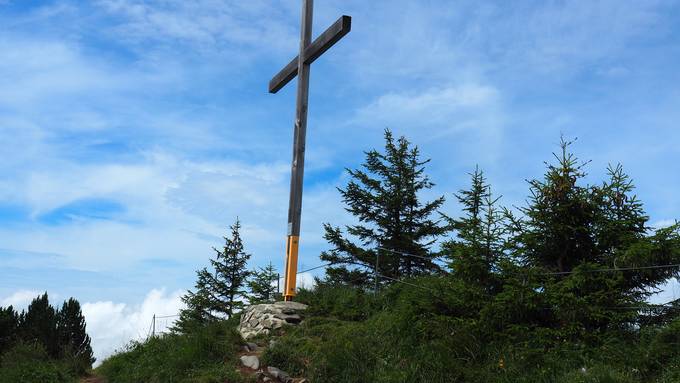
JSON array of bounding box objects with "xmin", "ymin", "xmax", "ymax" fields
[
  {"xmin": 282, "ymin": 0, "xmax": 313, "ymax": 302},
  {"xmin": 269, "ymin": 1, "xmax": 351, "ymax": 301}
]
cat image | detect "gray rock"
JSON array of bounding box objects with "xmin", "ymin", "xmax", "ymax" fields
[
  {"xmin": 266, "ymin": 366, "xmax": 292, "ymax": 383},
  {"xmin": 238, "ymin": 302, "xmax": 308, "ymax": 339},
  {"xmin": 246, "ymin": 342, "xmax": 259, "ymax": 352},
  {"xmin": 267, "ymin": 366, "xmax": 282, "ymax": 378},
  {"xmin": 240, "ymin": 355, "xmax": 260, "ymax": 370}
]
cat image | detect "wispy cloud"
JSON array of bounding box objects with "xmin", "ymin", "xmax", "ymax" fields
[
  {"xmin": 1, "ymin": 0, "xmax": 680, "ymax": 362},
  {"xmin": 0, "ymin": 290, "xmax": 44, "ymax": 309},
  {"xmin": 356, "ymin": 84, "xmax": 501, "ymax": 137}
]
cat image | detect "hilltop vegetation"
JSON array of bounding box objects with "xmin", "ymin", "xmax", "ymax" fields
[
  {"xmin": 261, "ymin": 132, "xmax": 680, "ymax": 382},
  {"xmin": 97, "ymin": 131, "xmax": 680, "ymax": 383},
  {"xmin": 97, "ymin": 317, "xmax": 247, "ymax": 383},
  {"xmin": 0, "ymin": 293, "xmax": 94, "ymax": 383}
]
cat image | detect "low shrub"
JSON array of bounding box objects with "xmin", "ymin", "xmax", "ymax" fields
[{"xmin": 0, "ymin": 342, "xmax": 76, "ymax": 383}]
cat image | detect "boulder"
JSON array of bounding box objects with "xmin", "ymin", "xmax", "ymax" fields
[
  {"xmin": 239, "ymin": 355, "xmax": 260, "ymax": 370},
  {"xmin": 267, "ymin": 366, "xmax": 292, "ymax": 383},
  {"xmin": 238, "ymin": 301, "xmax": 308, "ymax": 339}
]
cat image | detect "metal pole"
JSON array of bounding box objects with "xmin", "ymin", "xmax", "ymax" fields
[
  {"xmin": 283, "ymin": 0, "xmax": 313, "ymax": 301},
  {"xmin": 152, "ymin": 314, "xmax": 155, "ymax": 338}
]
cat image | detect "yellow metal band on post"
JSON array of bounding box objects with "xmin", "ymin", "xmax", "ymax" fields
[{"xmin": 284, "ymin": 235, "xmax": 300, "ymax": 301}]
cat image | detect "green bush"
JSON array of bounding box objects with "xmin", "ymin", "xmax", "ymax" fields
[
  {"xmin": 295, "ymin": 283, "xmax": 380, "ymax": 321},
  {"xmin": 261, "ymin": 281, "xmax": 680, "ymax": 383},
  {"xmin": 0, "ymin": 342, "xmax": 76, "ymax": 383}
]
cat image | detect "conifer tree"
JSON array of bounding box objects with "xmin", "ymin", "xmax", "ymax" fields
[
  {"xmin": 174, "ymin": 219, "xmax": 252, "ymax": 333},
  {"xmin": 508, "ymin": 137, "xmax": 680, "ymax": 333},
  {"xmin": 19, "ymin": 293, "xmax": 59, "ymax": 357},
  {"xmin": 173, "ymin": 267, "xmax": 216, "ymax": 334},
  {"xmin": 442, "ymin": 167, "xmax": 505, "ymax": 292},
  {"xmin": 247, "ymin": 261, "xmax": 279, "ymax": 303},
  {"xmin": 206, "ymin": 219, "xmax": 251, "ymax": 318},
  {"xmin": 56, "ymin": 298, "xmax": 94, "ymax": 372},
  {"xmin": 0, "ymin": 305, "xmax": 19, "ymax": 354},
  {"xmin": 321, "ymin": 129, "xmax": 447, "ymax": 287}
]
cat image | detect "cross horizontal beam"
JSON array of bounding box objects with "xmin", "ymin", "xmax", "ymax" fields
[{"xmin": 269, "ymin": 15, "xmax": 351, "ymax": 94}]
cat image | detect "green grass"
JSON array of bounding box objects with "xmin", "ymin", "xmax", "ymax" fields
[
  {"xmin": 259, "ymin": 278, "xmax": 680, "ymax": 383},
  {"xmin": 0, "ymin": 342, "xmax": 78, "ymax": 383},
  {"xmin": 96, "ymin": 319, "xmax": 249, "ymax": 383},
  {"xmin": 95, "ymin": 281, "xmax": 680, "ymax": 383}
]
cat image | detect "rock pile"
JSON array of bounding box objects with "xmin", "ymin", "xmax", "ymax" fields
[{"xmin": 238, "ymin": 301, "xmax": 308, "ymax": 339}]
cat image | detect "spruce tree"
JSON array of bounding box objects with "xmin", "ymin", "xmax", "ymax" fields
[
  {"xmin": 19, "ymin": 293, "xmax": 59, "ymax": 357},
  {"xmin": 321, "ymin": 129, "xmax": 447, "ymax": 287},
  {"xmin": 247, "ymin": 261, "xmax": 279, "ymax": 303},
  {"xmin": 509, "ymin": 138, "xmax": 680, "ymax": 334},
  {"xmin": 56, "ymin": 298, "xmax": 94, "ymax": 372},
  {"xmin": 442, "ymin": 167, "xmax": 505, "ymax": 292},
  {"xmin": 206, "ymin": 219, "xmax": 251, "ymax": 318},
  {"xmin": 198, "ymin": 219, "xmax": 250, "ymax": 318},
  {"xmin": 174, "ymin": 219, "xmax": 252, "ymax": 332},
  {"xmin": 174, "ymin": 267, "xmax": 216, "ymax": 334},
  {"xmin": 0, "ymin": 305, "xmax": 19, "ymax": 354}
]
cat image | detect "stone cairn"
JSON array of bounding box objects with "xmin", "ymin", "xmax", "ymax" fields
[{"xmin": 238, "ymin": 301, "xmax": 308, "ymax": 340}]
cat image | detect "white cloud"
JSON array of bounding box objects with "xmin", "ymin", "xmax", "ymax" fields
[
  {"xmin": 0, "ymin": 290, "xmax": 43, "ymax": 310},
  {"xmin": 358, "ymin": 85, "xmax": 499, "ymax": 127},
  {"xmin": 648, "ymin": 278, "xmax": 680, "ymax": 305},
  {"xmin": 354, "ymin": 84, "xmax": 503, "ymax": 148},
  {"xmin": 95, "ymin": 0, "xmax": 298, "ymax": 56},
  {"xmin": 296, "ymin": 272, "xmax": 317, "ymax": 291},
  {"xmin": 0, "ymin": 148, "xmax": 345, "ymax": 273},
  {"xmin": 650, "ymin": 219, "xmax": 677, "ymax": 230},
  {"xmin": 82, "ymin": 288, "xmax": 184, "ymax": 365}
]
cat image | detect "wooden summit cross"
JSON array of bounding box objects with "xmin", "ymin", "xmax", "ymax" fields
[{"xmin": 269, "ymin": 0, "xmax": 351, "ymax": 301}]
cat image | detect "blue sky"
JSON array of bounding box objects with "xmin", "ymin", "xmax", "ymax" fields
[{"xmin": 1, "ymin": 0, "xmax": 680, "ymax": 361}]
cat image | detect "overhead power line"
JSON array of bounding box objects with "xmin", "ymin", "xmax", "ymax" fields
[
  {"xmin": 376, "ymin": 247, "xmax": 446, "ymax": 262},
  {"xmin": 297, "ymin": 263, "xmax": 332, "ymax": 274},
  {"xmin": 541, "ymin": 263, "xmax": 680, "ymax": 276}
]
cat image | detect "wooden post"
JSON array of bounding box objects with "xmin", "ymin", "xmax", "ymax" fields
[
  {"xmin": 282, "ymin": 0, "xmax": 313, "ymax": 301},
  {"xmin": 270, "ymin": 2, "xmax": 351, "ymax": 301}
]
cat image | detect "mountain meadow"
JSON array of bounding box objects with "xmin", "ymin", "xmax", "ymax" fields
[{"xmin": 88, "ymin": 132, "xmax": 680, "ymax": 383}]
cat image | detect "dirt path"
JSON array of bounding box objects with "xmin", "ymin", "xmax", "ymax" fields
[{"xmin": 80, "ymin": 374, "xmax": 106, "ymax": 383}]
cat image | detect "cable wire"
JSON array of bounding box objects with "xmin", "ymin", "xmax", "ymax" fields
[{"xmin": 541, "ymin": 263, "xmax": 680, "ymax": 276}]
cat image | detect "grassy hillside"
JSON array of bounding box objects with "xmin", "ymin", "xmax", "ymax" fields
[
  {"xmin": 263, "ymin": 282, "xmax": 680, "ymax": 383},
  {"xmin": 96, "ymin": 317, "xmax": 248, "ymax": 383},
  {"xmin": 94, "ymin": 282, "xmax": 680, "ymax": 383}
]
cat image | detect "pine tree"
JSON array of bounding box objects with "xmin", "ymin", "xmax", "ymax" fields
[
  {"xmin": 321, "ymin": 129, "xmax": 447, "ymax": 287},
  {"xmin": 19, "ymin": 293, "xmax": 59, "ymax": 357},
  {"xmin": 442, "ymin": 167, "xmax": 505, "ymax": 292},
  {"xmin": 173, "ymin": 267, "xmax": 216, "ymax": 334},
  {"xmin": 509, "ymin": 137, "xmax": 680, "ymax": 334},
  {"xmin": 174, "ymin": 219, "xmax": 252, "ymax": 333},
  {"xmin": 206, "ymin": 219, "xmax": 252, "ymax": 318},
  {"xmin": 56, "ymin": 298, "xmax": 94, "ymax": 372},
  {"xmin": 248, "ymin": 261, "xmax": 279, "ymax": 303},
  {"xmin": 516, "ymin": 137, "xmax": 601, "ymax": 273},
  {"xmin": 0, "ymin": 305, "xmax": 19, "ymax": 354}
]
